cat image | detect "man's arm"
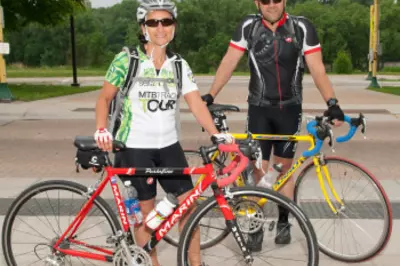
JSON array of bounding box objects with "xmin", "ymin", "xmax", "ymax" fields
[
  {"xmin": 305, "ymin": 51, "xmax": 344, "ymax": 124},
  {"xmin": 209, "ymin": 47, "xmax": 245, "ymax": 98},
  {"xmin": 184, "ymin": 90, "xmax": 219, "ymax": 135},
  {"xmin": 305, "ymin": 51, "xmax": 336, "ymax": 102}
]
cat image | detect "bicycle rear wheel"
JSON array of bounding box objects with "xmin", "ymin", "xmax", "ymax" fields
[
  {"xmin": 294, "ymin": 156, "xmax": 392, "ymax": 262},
  {"xmin": 2, "ymin": 180, "xmax": 121, "ymax": 266},
  {"xmin": 178, "ymin": 187, "xmax": 319, "ymax": 266}
]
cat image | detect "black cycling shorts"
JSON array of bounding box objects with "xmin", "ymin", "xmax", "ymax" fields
[
  {"xmin": 114, "ymin": 142, "xmax": 193, "ymax": 201},
  {"xmin": 247, "ymin": 104, "xmax": 302, "ymax": 160}
]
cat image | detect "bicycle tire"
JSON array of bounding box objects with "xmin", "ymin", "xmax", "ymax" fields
[
  {"xmin": 2, "ymin": 180, "xmax": 122, "ymax": 266},
  {"xmin": 294, "ymin": 156, "xmax": 392, "ymax": 262},
  {"xmin": 163, "ymin": 150, "xmax": 230, "ymax": 249},
  {"xmin": 178, "ymin": 187, "xmax": 319, "ymax": 266}
]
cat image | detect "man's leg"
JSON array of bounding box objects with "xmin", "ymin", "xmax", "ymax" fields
[
  {"xmin": 246, "ymin": 104, "xmax": 274, "ymax": 252},
  {"xmin": 271, "ymin": 104, "xmax": 303, "ymax": 244}
]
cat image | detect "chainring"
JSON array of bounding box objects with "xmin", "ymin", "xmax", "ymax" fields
[{"xmin": 113, "ymin": 245, "xmax": 152, "ymax": 266}]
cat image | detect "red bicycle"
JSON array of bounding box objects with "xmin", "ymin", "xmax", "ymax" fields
[{"xmin": 2, "ymin": 136, "xmax": 319, "ymax": 266}]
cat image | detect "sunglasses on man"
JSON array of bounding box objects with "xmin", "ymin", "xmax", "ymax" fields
[
  {"xmin": 144, "ymin": 18, "xmax": 175, "ymax": 27},
  {"xmin": 258, "ymin": 0, "xmax": 283, "ymax": 5}
]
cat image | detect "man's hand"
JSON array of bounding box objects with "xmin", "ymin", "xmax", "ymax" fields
[
  {"xmin": 211, "ymin": 133, "xmax": 234, "ymax": 144},
  {"xmin": 201, "ymin": 93, "xmax": 214, "ymax": 106},
  {"xmin": 94, "ymin": 128, "xmax": 113, "ymax": 151},
  {"xmin": 324, "ymin": 98, "xmax": 344, "ymax": 127}
]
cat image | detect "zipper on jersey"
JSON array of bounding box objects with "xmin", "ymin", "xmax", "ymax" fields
[{"xmin": 273, "ymin": 32, "xmax": 283, "ymax": 109}]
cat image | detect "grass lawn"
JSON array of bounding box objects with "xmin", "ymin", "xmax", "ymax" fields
[
  {"xmin": 368, "ymin": 86, "xmax": 400, "ymax": 96},
  {"xmin": 8, "ymin": 84, "xmax": 100, "ymax": 101},
  {"xmin": 7, "ymin": 66, "xmax": 106, "ymax": 78}
]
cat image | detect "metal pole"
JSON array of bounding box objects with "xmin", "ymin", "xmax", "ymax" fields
[
  {"xmin": 0, "ymin": 4, "xmax": 13, "ymax": 102},
  {"xmin": 70, "ymin": 15, "xmax": 79, "ymax": 87},
  {"xmin": 366, "ymin": 5, "xmax": 374, "ymax": 80},
  {"xmin": 369, "ymin": 0, "xmax": 380, "ymax": 88}
]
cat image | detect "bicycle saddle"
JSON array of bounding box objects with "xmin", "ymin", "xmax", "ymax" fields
[
  {"xmin": 74, "ymin": 136, "xmax": 126, "ymax": 151},
  {"xmin": 208, "ymin": 104, "xmax": 240, "ymax": 113}
]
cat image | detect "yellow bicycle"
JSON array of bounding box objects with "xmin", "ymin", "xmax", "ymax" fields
[{"xmin": 165, "ymin": 103, "xmax": 392, "ymax": 263}]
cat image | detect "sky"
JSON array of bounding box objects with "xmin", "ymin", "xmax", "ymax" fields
[{"xmin": 90, "ymin": 0, "xmax": 123, "ymax": 8}]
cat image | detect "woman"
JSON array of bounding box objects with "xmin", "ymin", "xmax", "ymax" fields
[{"xmin": 94, "ymin": 0, "xmax": 232, "ymax": 265}]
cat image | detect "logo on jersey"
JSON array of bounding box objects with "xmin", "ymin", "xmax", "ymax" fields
[
  {"xmin": 187, "ymin": 70, "xmax": 196, "ymax": 83},
  {"xmin": 138, "ymin": 91, "xmax": 177, "ymax": 113},
  {"xmin": 285, "ymin": 37, "xmax": 293, "ymax": 43},
  {"xmin": 147, "ymin": 177, "xmax": 154, "ymax": 185}
]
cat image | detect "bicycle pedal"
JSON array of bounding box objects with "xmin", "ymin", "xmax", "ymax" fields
[{"xmin": 268, "ymin": 221, "xmax": 275, "ymax": 232}]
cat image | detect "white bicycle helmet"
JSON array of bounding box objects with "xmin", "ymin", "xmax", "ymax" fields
[{"xmin": 136, "ymin": 0, "xmax": 178, "ymax": 23}]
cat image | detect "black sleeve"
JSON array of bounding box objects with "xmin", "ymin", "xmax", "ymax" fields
[
  {"xmin": 297, "ymin": 17, "xmax": 321, "ymax": 54},
  {"xmin": 230, "ymin": 15, "xmax": 258, "ymax": 51}
]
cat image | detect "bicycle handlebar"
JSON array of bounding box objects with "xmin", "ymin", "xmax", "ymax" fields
[
  {"xmin": 215, "ymin": 144, "xmax": 249, "ymax": 188},
  {"xmin": 336, "ymin": 114, "xmax": 367, "ymax": 143},
  {"xmin": 303, "ymin": 113, "xmax": 366, "ymax": 157},
  {"xmin": 303, "ymin": 120, "xmax": 325, "ymax": 157}
]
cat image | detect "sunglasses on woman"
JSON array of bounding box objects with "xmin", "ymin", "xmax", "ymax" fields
[
  {"xmin": 144, "ymin": 18, "xmax": 175, "ymax": 27},
  {"xmin": 259, "ymin": 0, "xmax": 283, "ymax": 5}
]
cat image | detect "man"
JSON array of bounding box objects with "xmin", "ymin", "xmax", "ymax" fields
[{"xmin": 202, "ymin": 0, "xmax": 344, "ymax": 251}]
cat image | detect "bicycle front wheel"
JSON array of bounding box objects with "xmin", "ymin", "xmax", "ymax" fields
[
  {"xmin": 294, "ymin": 156, "xmax": 392, "ymax": 262},
  {"xmin": 163, "ymin": 150, "xmax": 230, "ymax": 249},
  {"xmin": 2, "ymin": 180, "xmax": 121, "ymax": 266},
  {"xmin": 178, "ymin": 187, "xmax": 319, "ymax": 266}
]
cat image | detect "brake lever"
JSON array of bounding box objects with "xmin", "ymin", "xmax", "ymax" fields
[
  {"xmin": 360, "ymin": 113, "xmax": 367, "ymax": 139},
  {"xmin": 328, "ymin": 127, "xmax": 335, "ymax": 153}
]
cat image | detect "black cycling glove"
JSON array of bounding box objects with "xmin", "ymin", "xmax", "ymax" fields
[
  {"xmin": 201, "ymin": 93, "xmax": 214, "ymax": 106},
  {"xmin": 324, "ymin": 98, "xmax": 344, "ymax": 122}
]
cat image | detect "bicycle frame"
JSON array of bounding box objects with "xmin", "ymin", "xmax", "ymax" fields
[
  {"xmin": 205, "ymin": 133, "xmax": 344, "ymax": 214},
  {"xmin": 52, "ymin": 160, "xmax": 240, "ymax": 262}
]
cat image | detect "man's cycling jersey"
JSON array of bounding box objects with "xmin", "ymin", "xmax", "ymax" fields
[
  {"xmin": 230, "ymin": 13, "xmax": 321, "ymax": 106},
  {"xmin": 105, "ymin": 45, "xmax": 198, "ymax": 149}
]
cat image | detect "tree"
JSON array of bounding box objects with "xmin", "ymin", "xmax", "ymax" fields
[{"xmin": 1, "ymin": 0, "xmax": 86, "ymax": 30}]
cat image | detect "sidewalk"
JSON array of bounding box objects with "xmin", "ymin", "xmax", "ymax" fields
[{"xmin": 1, "ymin": 75, "xmax": 400, "ymax": 121}]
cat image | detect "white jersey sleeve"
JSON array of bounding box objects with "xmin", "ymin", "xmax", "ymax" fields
[{"xmin": 180, "ymin": 59, "xmax": 199, "ymax": 95}]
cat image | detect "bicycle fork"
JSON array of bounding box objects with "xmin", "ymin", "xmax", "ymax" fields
[
  {"xmin": 313, "ymin": 155, "xmax": 345, "ymax": 214},
  {"xmin": 212, "ymin": 184, "xmax": 254, "ymax": 264}
]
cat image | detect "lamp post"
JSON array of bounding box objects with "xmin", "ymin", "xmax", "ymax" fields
[
  {"xmin": 70, "ymin": 15, "xmax": 79, "ymax": 87},
  {"xmin": 366, "ymin": 5, "xmax": 374, "ymax": 80}
]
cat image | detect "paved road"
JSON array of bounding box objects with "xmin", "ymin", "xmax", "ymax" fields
[{"xmin": 1, "ymin": 75, "xmax": 400, "ymax": 265}]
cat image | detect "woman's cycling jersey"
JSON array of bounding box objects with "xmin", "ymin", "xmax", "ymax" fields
[
  {"xmin": 105, "ymin": 46, "xmax": 198, "ymax": 149},
  {"xmin": 230, "ymin": 13, "xmax": 321, "ymax": 106}
]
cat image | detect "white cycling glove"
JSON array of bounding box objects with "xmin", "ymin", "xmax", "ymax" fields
[
  {"xmin": 211, "ymin": 133, "xmax": 234, "ymax": 144},
  {"xmin": 94, "ymin": 128, "xmax": 113, "ymax": 144}
]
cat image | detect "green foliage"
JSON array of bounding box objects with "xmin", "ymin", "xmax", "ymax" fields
[
  {"xmin": 368, "ymin": 86, "xmax": 400, "ymax": 96},
  {"xmin": 3, "ymin": 0, "xmax": 400, "ymax": 74},
  {"xmin": 1, "ymin": 0, "xmax": 87, "ymax": 30},
  {"xmin": 381, "ymin": 66, "xmax": 400, "ymax": 73},
  {"xmin": 333, "ymin": 50, "xmax": 353, "ymax": 73}
]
